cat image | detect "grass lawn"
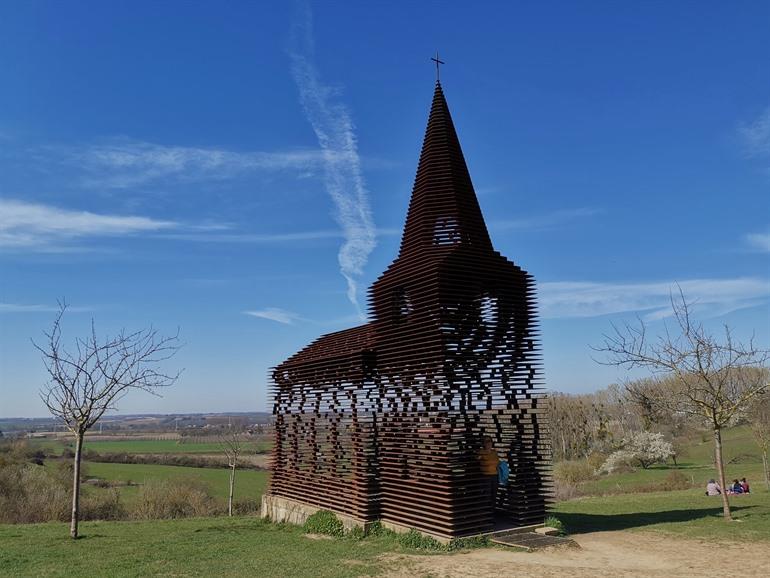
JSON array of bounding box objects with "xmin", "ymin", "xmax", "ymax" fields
[
  {"xmin": 0, "ymin": 516, "xmax": 421, "ymax": 578},
  {"xmin": 553, "ymin": 487, "xmax": 770, "ymax": 542},
  {"xmin": 558, "ymin": 425, "xmax": 770, "ymax": 539},
  {"xmin": 83, "ymin": 462, "xmax": 269, "ymax": 503},
  {"xmin": 2, "ymin": 492, "xmax": 767, "ymax": 577}
]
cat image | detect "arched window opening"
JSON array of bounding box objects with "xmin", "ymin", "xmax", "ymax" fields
[
  {"xmin": 433, "ymin": 217, "xmax": 462, "ymax": 245},
  {"xmin": 479, "ymin": 294, "xmax": 498, "ymax": 328},
  {"xmin": 392, "ymin": 287, "xmax": 413, "ymax": 321}
]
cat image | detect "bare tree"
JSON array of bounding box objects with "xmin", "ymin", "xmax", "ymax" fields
[
  {"xmin": 594, "ymin": 290, "xmax": 770, "ymax": 520},
  {"xmin": 747, "ymin": 392, "xmax": 770, "ymax": 491},
  {"xmin": 219, "ymin": 428, "xmax": 243, "ymax": 516},
  {"xmin": 34, "ymin": 303, "xmax": 181, "ymax": 538}
]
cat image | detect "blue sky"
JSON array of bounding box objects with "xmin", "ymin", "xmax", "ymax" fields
[{"xmin": 1, "ymin": 1, "xmax": 768, "ymax": 418}]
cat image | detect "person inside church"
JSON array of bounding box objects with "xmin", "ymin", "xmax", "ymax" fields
[{"xmin": 479, "ymin": 436, "xmax": 500, "ymax": 512}]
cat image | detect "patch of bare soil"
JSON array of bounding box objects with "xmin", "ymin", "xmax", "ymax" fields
[{"xmin": 382, "ymin": 531, "xmax": 770, "ymax": 578}]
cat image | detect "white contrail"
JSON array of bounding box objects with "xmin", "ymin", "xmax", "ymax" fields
[{"xmin": 288, "ymin": 4, "xmax": 376, "ymax": 318}]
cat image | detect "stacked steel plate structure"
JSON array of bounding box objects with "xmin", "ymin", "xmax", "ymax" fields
[{"xmin": 269, "ymin": 81, "xmax": 550, "ymax": 538}]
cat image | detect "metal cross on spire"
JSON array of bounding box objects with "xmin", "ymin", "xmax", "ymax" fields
[{"xmin": 431, "ymin": 51, "xmax": 445, "ymax": 82}]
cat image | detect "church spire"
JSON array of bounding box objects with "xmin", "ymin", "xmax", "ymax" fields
[{"xmin": 398, "ymin": 82, "xmax": 493, "ymax": 257}]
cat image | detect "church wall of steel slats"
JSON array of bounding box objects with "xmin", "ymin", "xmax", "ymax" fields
[{"xmin": 268, "ymin": 81, "xmax": 552, "ymax": 538}]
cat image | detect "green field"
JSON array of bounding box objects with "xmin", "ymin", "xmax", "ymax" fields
[
  {"xmin": 31, "ymin": 438, "xmax": 271, "ymax": 456},
  {"xmin": 84, "ymin": 462, "xmax": 269, "ymax": 503}
]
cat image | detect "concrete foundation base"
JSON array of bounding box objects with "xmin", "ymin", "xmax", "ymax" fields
[
  {"xmin": 261, "ymin": 493, "xmax": 545, "ymax": 545},
  {"xmin": 260, "ymin": 494, "xmax": 368, "ymax": 533}
]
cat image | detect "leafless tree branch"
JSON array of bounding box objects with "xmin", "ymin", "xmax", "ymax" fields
[
  {"xmin": 592, "ymin": 289, "xmax": 770, "ymax": 520},
  {"xmin": 33, "ymin": 302, "xmax": 182, "ymax": 538}
]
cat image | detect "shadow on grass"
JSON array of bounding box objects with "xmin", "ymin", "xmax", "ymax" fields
[
  {"xmin": 558, "ymin": 505, "xmax": 756, "ymax": 535},
  {"xmin": 657, "ymin": 463, "xmax": 709, "ymax": 470}
]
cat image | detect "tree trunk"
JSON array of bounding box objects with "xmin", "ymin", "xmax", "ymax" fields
[
  {"xmin": 713, "ymin": 427, "xmax": 731, "ymax": 521},
  {"xmin": 228, "ymin": 464, "xmax": 235, "ymax": 517},
  {"xmin": 762, "ymin": 446, "xmax": 769, "ymax": 491},
  {"xmin": 70, "ymin": 431, "xmax": 84, "ymax": 539},
  {"xmin": 560, "ymin": 431, "xmax": 567, "ymax": 461}
]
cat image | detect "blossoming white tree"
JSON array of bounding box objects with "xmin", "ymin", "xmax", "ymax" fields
[{"xmin": 600, "ymin": 431, "xmax": 674, "ymax": 473}]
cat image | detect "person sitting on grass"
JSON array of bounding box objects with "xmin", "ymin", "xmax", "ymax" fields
[
  {"xmin": 729, "ymin": 479, "xmax": 744, "ymax": 494},
  {"xmin": 705, "ymin": 479, "xmax": 721, "ymax": 495},
  {"xmin": 740, "ymin": 477, "xmax": 750, "ymax": 494}
]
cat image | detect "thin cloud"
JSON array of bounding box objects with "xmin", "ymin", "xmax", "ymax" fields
[
  {"xmin": 288, "ymin": 3, "xmax": 377, "ymax": 318},
  {"xmin": 243, "ymin": 308, "xmax": 303, "ymax": 325},
  {"xmin": 539, "ymin": 277, "xmax": 770, "ymax": 320},
  {"xmin": 159, "ymin": 226, "xmax": 398, "ymax": 244},
  {"xmin": 158, "ymin": 229, "xmax": 341, "ymax": 243},
  {"xmin": 739, "ymin": 107, "xmax": 770, "ymax": 159},
  {"xmin": 0, "ymin": 198, "xmax": 177, "ymax": 250},
  {"xmin": 491, "ymin": 207, "xmax": 602, "ymax": 232},
  {"xmin": 745, "ymin": 232, "xmax": 770, "ymax": 253},
  {"xmin": 66, "ymin": 140, "xmax": 328, "ymax": 189},
  {"xmin": 242, "ymin": 308, "xmax": 363, "ymax": 327},
  {"xmin": 0, "ymin": 302, "xmax": 91, "ymax": 314},
  {"xmin": 0, "ymin": 193, "xmax": 393, "ymax": 251}
]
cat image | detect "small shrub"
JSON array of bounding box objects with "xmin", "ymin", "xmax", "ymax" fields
[
  {"xmin": 303, "ymin": 510, "xmax": 344, "ymax": 537},
  {"xmin": 87, "ymin": 478, "xmax": 111, "ymax": 488},
  {"xmin": 552, "ymin": 479, "xmax": 581, "ymax": 501},
  {"xmin": 0, "ymin": 463, "xmax": 69, "ymax": 523},
  {"xmin": 52, "ymin": 458, "xmax": 89, "ymax": 484},
  {"xmin": 365, "ymin": 520, "xmax": 394, "ymax": 538},
  {"xmin": 553, "ymin": 460, "xmax": 596, "ymax": 484},
  {"xmin": 397, "ymin": 528, "xmax": 443, "ymax": 550},
  {"xmin": 81, "ymin": 488, "xmax": 126, "ymax": 521},
  {"xmin": 544, "ymin": 515, "xmax": 566, "ymax": 535},
  {"xmin": 663, "ymin": 470, "xmax": 691, "ymax": 490},
  {"xmin": 599, "ymin": 449, "xmax": 635, "ymax": 474},
  {"xmin": 607, "ymin": 461, "xmax": 636, "ymax": 475},
  {"xmin": 82, "ymin": 449, "xmax": 100, "ymax": 460},
  {"xmin": 232, "ymin": 498, "xmax": 260, "ymax": 515},
  {"xmin": 347, "ymin": 526, "xmax": 366, "ymax": 541},
  {"xmin": 448, "ymin": 535, "xmax": 490, "ymax": 551},
  {"xmin": 586, "ymin": 451, "xmax": 607, "ymax": 472},
  {"xmin": 132, "ymin": 478, "xmax": 218, "ymax": 520}
]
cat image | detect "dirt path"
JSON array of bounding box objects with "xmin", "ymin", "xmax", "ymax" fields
[{"xmin": 383, "ymin": 531, "xmax": 770, "ymax": 578}]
